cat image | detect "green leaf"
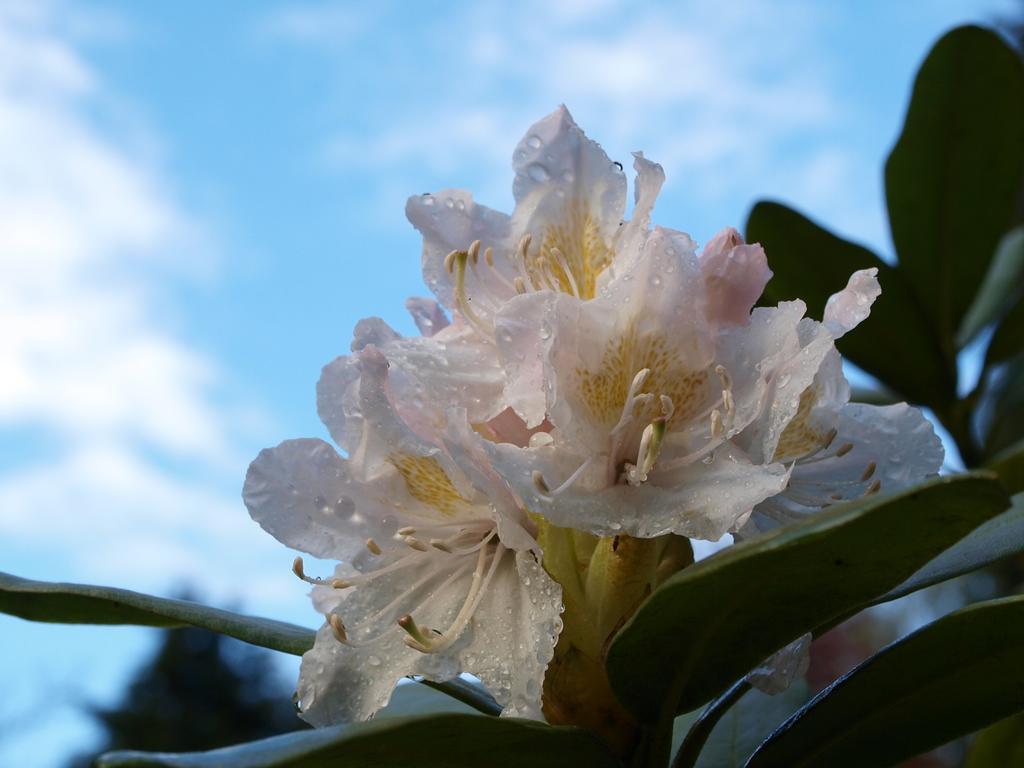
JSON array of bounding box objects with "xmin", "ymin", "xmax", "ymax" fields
[
  {"xmin": 987, "ymin": 296, "xmax": 1024, "ymax": 366},
  {"xmin": 885, "ymin": 25, "xmax": 1024, "ymax": 354},
  {"xmin": 988, "ymin": 442, "xmax": 1024, "ymax": 495},
  {"xmin": 96, "ymin": 714, "xmax": 620, "ymax": 768},
  {"xmin": 745, "ymin": 201, "xmax": 951, "ymax": 407},
  {"xmin": 746, "ymin": 595, "xmax": 1024, "ymax": 768},
  {"xmin": 958, "ymin": 226, "xmax": 1024, "ymax": 348},
  {"xmin": 983, "ymin": 357, "xmax": 1024, "ymax": 459},
  {"xmin": 966, "ymin": 713, "xmax": 1024, "ymax": 768},
  {"xmin": 670, "ymin": 683, "xmax": 809, "ymax": 768},
  {"xmin": 879, "ymin": 492, "xmax": 1024, "ymax": 602},
  {"xmin": 0, "ymin": 571, "xmax": 315, "ymax": 656},
  {"xmin": 605, "ymin": 475, "xmax": 1009, "ymax": 723}
]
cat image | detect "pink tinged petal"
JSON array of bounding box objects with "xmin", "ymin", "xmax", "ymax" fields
[
  {"xmin": 405, "ymin": 296, "xmax": 450, "ymax": 337},
  {"xmin": 700, "ymin": 227, "xmax": 773, "ymax": 327},
  {"xmin": 405, "ymin": 189, "xmax": 513, "ymax": 311},
  {"xmin": 351, "ymin": 317, "xmax": 401, "ymax": 350},
  {"xmin": 243, "ymin": 438, "xmax": 394, "ymax": 562},
  {"xmin": 748, "ymin": 634, "xmax": 812, "ymax": 694},
  {"xmin": 823, "ymin": 268, "xmax": 881, "ymax": 339}
]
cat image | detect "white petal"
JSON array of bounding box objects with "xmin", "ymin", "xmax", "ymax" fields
[
  {"xmin": 823, "ymin": 268, "xmax": 880, "ymax": 339},
  {"xmin": 243, "ymin": 438, "xmax": 395, "ymax": 561},
  {"xmin": 405, "ymin": 296, "xmax": 450, "ymax": 337},
  {"xmin": 611, "ymin": 151, "xmax": 665, "ymax": 269},
  {"xmin": 484, "ymin": 439, "xmax": 789, "ymax": 540},
  {"xmin": 494, "ymin": 291, "xmax": 558, "ymax": 429},
  {"xmin": 296, "ymin": 547, "xmax": 562, "ymax": 724},
  {"xmin": 406, "ymin": 189, "xmax": 513, "ymax": 311},
  {"xmin": 749, "ymin": 402, "xmax": 943, "ymax": 532},
  {"xmin": 316, "ymin": 354, "xmax": 363, "ymax": 453},
  {"xmin": 510, "ymin": 106, "xmax": 627, "ymax": 300}
]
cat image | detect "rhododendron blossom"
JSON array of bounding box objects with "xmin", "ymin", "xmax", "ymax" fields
[{"xmin": 242, "ymin": 105, "xmax": 942, "ymax": 727}]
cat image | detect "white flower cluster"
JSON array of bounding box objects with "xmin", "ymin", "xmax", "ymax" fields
[{"xmin": 242, "ymin": 107, "xmax": 942, "ymax": 726}]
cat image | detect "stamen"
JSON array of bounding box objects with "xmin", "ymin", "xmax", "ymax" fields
[
  {"xmin": 397, "ymin": 526, "xmax": 416, "ymax": 536},
  {"xmin": 532, "ymin": 470, "xmax": 550, "ymax": 493},
  {"xmin": 328, "ymin": 613, "xmax": 348, "ymax": 643},
  {"xmin": 484, "ymin": 246, "xmax": 494, "ymax": 267},
  {"xmin": 365, "ymin": 538, "xmax": 382, "ymax": 556},
  {"xmin": 866, "ymin": 479, "xmax": 881, "ymax": 494},
  {"xmin": 414, "ymin": 544, "xmax": 507, "ymax": 654},
  {"xmin": 291, "ymin": 556, "xmax": 326, "ymax": 585},
  {"xmin": 860, "ymin": 461, "xmax": 877, "ymax": 482},
  {"xmin": 430, "ymin": 538, "xmax": 452, "ymax": 553},
  {"xmin": 549, "ymin": 246, "xmax": 580, "ymax": 297},
  {"xmin": 467, "ymin": 239, "xmax": 481, "ymax": 265},
  {"xmin": 398, "ymin": 614, "xmax": 434, "ymax": 651},
  {"xmin": 835, "ymin": 443, "xmax": 854, "ymax": 457},
  {"xmin": 448, "ymin": 247, "xmax": 494, "ymax": 335},
  {"xmin": 403, "ymin": 536, "xmax": 429, "ymax": 552},
  {"xmin": 514, "ymin": 277, "xmax": 527, "ymax": 294},
  {"xmin": 536, "ymin": 455, "xmax": 597, "ymax": 497}
]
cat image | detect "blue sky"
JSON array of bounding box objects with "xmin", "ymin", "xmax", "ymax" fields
[{"xmin": 0, "ymin": 0, "xmax": 1016, "ymax": 764}]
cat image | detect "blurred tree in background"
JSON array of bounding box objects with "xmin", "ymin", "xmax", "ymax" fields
[{"xmin": 69, "ymin": 622, "xmax": 306, "ymax": 767}]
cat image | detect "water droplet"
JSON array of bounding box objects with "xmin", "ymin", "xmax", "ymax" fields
[
  {"xmin": 314, "ymin": 495, "xmax": 329, "ymax": 513},
  {"xmin": 650, "ymin": 275, "xmax": 662, "ymax": 286},
  {"xmin": 368, "ymin": 655, "xmax": 381, "ymax": 666},
  {"xmin": 455, "ymin": 199, "xmax": 466, "ymax": 211},
  {"xmin": 445, "ymin": 197, "xmax": 455, "ymax": 209},
  {"xmin": 561, "ymin": 169, "xmax": 575, "ymax": 183},
  {"xmin": 526, "ymin": 134, "xmax": 543, "ymax": 149},
  {"xmin": 538, "ymin": 322, "xmax": 552, "ymax": 340},
  {"xmin": 527, "ymin": 163, "xmax": 550, "ymax": 182},
  {"xmin": 529, "ymin": 432, "xmax": 554, "ymax": 448}
]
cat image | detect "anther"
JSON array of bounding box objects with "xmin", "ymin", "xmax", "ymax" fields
[
  {"xmin": 860, "ymin": 461, "xmax": 877, "ymax": 482},
  {"xmin": 484, "ymin": 246, "xmax": 495, "ymax": 267},
  {"xmin": 328, "ymin": 614, "xmax": 348, "ymax": 643},
  {"xmin": 835, "ymin": 443, "xmax": 854, "ymax": 458},
  {"xmin": 291, "ymin": 556, "xmax": 323, "ymax": 585},
  {"xmin": 821, "ymin": 428, "xmax": 838, "ymax": 450},
  {"xmin": 330, "ymin": 578, "xmax": 350, "ymax": 589},
  {"xmin": 532, "ymin": 470, "xmax": 550, "ymax": 493},
  {"xmin": 467, "ymin": 240, "xmax": 481, "ymax": 265},
  {"xmin": 444, "ymin": 249, "xmax": 459, "ymax": 273},
  {"xmin": 365, "ymin": 538, "xmax": 382, "ymax": 556},
  {"xmin": 430, "ymin": 538, "xmax": 452, "ymax": 553},
  {"xmin": 514, "ymin": 277, "xmax": 527, "ymax": 294},
  {"xmin": 397, "ymin": 526, "xmax": 416, "ymax": 536},
  {"xmin": 398, "ymin": 614, "xmax": 432, "ymax": 651},
  {"xmin": 866, "ymin": 479, "xmax": 881, "ymax": 495},
  {"xmin": 403, "ymin": 537, "xmax": 429, "ymax": 552}
]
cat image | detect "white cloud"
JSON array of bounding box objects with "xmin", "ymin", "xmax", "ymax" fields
[
  {"xmin": 282, "ymin": 0, "xmax": 851, "ymax": 219},
  {"xmin": 0, "ymin": 2, "xmax": 285, "ymax": 602}
]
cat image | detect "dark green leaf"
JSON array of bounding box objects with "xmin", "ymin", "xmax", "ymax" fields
[
  {"xmin": 670, "ymin": 683, "xmax": 809, "ymax": 768},
  {"xmin": 745, "ymin": 201, "xmax": 951, "ymax": 407},
  {"xmin": 886, "ymin": 25, "xmax": 1024, "ymax": 353},
  {"xmin": 966, "ymin": 713, "xmax": 1024, "ymax": 768},
  {"xmin": 96, "ymin": 714, "xmax": 620, "ymax": 768},
  {"xmin": 983, "ymin": 357, "xmax": 1024, "ymax": 459},
  {"xmin": 0, "ymin": 571, "xmax": 315, "ymax": 656},
  {"xmin": 746, "ymin": 595, "xmax": 1024, "ymax": 768},
  {"xmin": 879, "ymin": 492, "xmax": 1024, "ymax": 602},
  {"xmin": 988, "ymin": 442, "xmax": 1024, "ymax": 495},
  {"xmin": 987, "ymin": 296, "xmax": 1024, "ymax": 366},
  {"xmin": 958, "ymin": 226, "xmax": 1024, "ymax": 348},
  {"xmin": 606, "ymin": 475, "xmax": 1009, "ymax": 722}
]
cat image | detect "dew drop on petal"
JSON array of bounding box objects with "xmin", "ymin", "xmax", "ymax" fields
[
  {"xmin": 561, "ymin": 169, "xmax": 575, "ymax": 183},
  {"xmin": 368, "ymin": 655, "xmax": 381, "ymax": 667},
  {"xmin": 526, "ymin": 134, "xmax": 543, "ymax": 149},
  {"xmin": 538, "ymin": 322, "xmax": 552, "ymax": 340},
  {"xmin": 527, "ymin": 163, "xmax": 550, "ymax": 182}
]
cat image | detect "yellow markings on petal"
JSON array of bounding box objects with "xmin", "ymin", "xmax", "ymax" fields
[
  {"xmin": 523, "ymin": 202, "xmax": 612, "ymax": 300},
  {"xmin": 388, "ymin": 453, "xmax": 471, "ymax": 517},
  {"xmin": 576, "ymin": 322, "xmax": 708, "ymax": 428},
  {"xmin": 774, "ymin": 389, "xmax": 828, "ymax": 462}
]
